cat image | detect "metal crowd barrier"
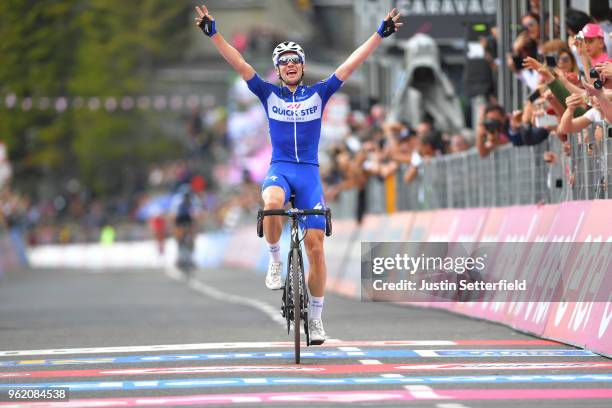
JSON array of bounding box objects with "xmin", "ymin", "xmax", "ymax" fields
[{"xmin": 329, "ymin": 121, "xmax": 611, "ymax": 217}]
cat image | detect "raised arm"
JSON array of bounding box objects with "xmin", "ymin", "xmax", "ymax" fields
[
  {"xmin": 334, "ymin": 9, "xmax": 403, "ymax": 81},
  {"xmin": 195, "ymin": 5, "xmax": 255, "ymax": 81}
]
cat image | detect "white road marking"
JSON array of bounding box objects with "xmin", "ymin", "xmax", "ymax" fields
[
  {"xmin": 404, "ymin": 385, "xmax": 451, "ymax": 400},
  {"xmin": 338, "ymin": 347, "xmax": 362, "ymax": 352},
  {"xmin": 359, "ymin": 360, "xmax": 383, "ymax": 365},
  {"xmin": 414, "ymin": 350, "xmax": 440, "ymax": 357},
  {"xmin": 167, "ymin": 266, "xmax": 285, "ymax": 326}
]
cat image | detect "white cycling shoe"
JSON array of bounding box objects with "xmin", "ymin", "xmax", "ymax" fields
[
  {"xmin": 265, "ymin": 261, "xmax": 283, "ymax": 290},
  {"xmin": 308, "ymin": 318, "xmax": 327, "ymax": 345}
]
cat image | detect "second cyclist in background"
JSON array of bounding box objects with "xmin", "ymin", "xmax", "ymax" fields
[{"xmin": 171, "ymin": 185, "xmax": 203, "ymax": 273}]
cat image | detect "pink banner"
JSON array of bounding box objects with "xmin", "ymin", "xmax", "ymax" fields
[
  {"xmin": 543, "ymin": 200, "xmax": 612, "ymax": 354},
  {"xmin": 580, "ymin": 201, "xmax": 612, "ymax": 357},
  {"xmin": 230, "ymin": 199, "xmax": 612, "ymax": 358},
  {"xmin": 481, "ymin": 205, "xmax": 558, "ymax": 327}
]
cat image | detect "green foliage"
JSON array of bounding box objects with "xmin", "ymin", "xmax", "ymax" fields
[{"xmin": 0, "ymin": 0, "xmax": 190, "ymax": 196}]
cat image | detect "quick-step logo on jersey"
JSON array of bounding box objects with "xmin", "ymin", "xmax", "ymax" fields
[{"xmin": 267, "ymin": 92, "xmax": 322, "ymax": 123}]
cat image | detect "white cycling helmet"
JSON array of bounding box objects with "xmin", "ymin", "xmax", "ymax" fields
[{"xmin": 272, "ymin": 41, "xmax": 306, "ymax": 66}]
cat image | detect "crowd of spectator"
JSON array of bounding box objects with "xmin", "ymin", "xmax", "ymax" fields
[
  {"xmin": 476, "ymin": 5, "xmax": 612, "ymax": 163},
  {"xmin": 316, "ymin": 4, "xmax": 612, "ymax": 214}
]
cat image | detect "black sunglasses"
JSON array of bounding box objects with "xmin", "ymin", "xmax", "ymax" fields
[{"xmin": 277, "ymin": 55, "xmax": 303, "ymax": 66}]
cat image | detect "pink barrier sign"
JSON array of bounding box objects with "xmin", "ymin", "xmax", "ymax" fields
[{"xmin": 350, "ymin": 200, "xmax": 612, "ymax": 357}]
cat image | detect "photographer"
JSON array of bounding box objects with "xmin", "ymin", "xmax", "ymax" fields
[
  {"xmin": 507, "ymin": 31, "xmax": 541, "ymax": 91},
  {"xmin": 476, "ymin": 104, "xmax": 510, "ymax": 157},
  {"xmin": 507, "ymin": 97, "xmax": 551, "ymax": 147}
]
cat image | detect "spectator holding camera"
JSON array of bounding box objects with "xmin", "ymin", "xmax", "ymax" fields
[
  {"xmin": 476, "ymin": 104, "xmax": 510, "ymax": 157},
  {"xmin": 575, "ymin": 23, "xmax": 609, "ymax": 76},
  {"xmin": 541, "ymin": 40, "xmax": 579, "ymax": 76},
  {"xmin": 565, "ymin": 9, "xmax": 593, "ymax": 73},
  {"xmin": 507, "ymin": 31, "xmax": 541, "ymax": 90}
]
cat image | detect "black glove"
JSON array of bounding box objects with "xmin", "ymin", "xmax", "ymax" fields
[
  {"xmin": 198, "ymin": 16, "xmax": 217, "ymax": 37},
  {"xmin": 377, "ymin": 18, "xmax": 396, "ymax": 38}
]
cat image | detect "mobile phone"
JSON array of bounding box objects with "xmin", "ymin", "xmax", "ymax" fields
[
  {"xmin": 528, "ymin": 89, "xmax": 541, "ymax": 103},
  {"xmin": 545, "ymin": 55, "xmax": 556, "ymax": 68},
  {"xmin": 512, "ymin": 55, "xmax": 523, "ymax": 71}
]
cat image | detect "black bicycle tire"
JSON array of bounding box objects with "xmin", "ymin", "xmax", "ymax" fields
[
  {"xmin": 299, "ymin": 249, "xmax": 309, "ymax": 346},
  {"xmin": 291, "ymin": 247, "xmax": 301, "ymax": 364}
]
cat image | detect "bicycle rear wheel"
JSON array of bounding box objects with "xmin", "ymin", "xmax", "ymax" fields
[{"xmin": 290, "ymin": 248, "xmax": 302, "ymax": 364}]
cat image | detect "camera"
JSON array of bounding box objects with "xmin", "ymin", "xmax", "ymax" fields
[
  {"xmin": 545, "ymin": 54, "xmax": 556, "ymax": 68},
  {"xmin": 590, "ymin": 67, "xmax": 604, "ymax": 90},
  {"xmin": 483, "ymin": 119, "xmax": 502, "ymax": 133},
  {"xmin": 575, "ymin": 31, "xmax": 584, "ymax": 41}
]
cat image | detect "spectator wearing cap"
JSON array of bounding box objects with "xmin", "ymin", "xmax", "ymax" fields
[{"xmin": 580, "ymin": 23, "xmax": 609, "ymax": 67}]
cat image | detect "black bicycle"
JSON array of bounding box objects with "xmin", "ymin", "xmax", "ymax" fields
[{"xmin": 257, "ymin": 194, "xmax": 332, "ymax": 364}]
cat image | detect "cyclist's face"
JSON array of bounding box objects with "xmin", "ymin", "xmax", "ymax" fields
[{"xmin": 278, "ymin": 52, "xmax": 303, "ymax": 85}]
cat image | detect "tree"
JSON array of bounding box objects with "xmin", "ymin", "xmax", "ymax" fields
[{"xmin": 0, "ymin": 0, "xmax": 191, "ymax": 197}]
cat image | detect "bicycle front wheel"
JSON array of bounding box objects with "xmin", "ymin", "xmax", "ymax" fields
[{"xmin": 291, "ymin": 248, "xmax": 302, "ymax": 364}]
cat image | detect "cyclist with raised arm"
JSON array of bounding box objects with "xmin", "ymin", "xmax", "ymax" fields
[{"xmin": 195, "ymin": 4, "xmax": 402, "ymax": 344}]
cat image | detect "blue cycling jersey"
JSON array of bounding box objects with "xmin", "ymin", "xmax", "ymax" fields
[{"xmin": 246, "ymin": 73, "xmax": 344, "ymax": 165}]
